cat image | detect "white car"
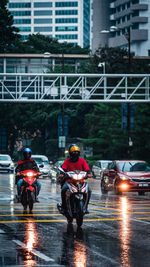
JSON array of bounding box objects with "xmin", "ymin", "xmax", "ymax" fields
[
  {"xmin": 92, "ymin": 160, "xmax": 112, "ymax": 179},
  {"xmin": 0, "ymin": 154, "xmax": 14, "ymax": 173},
  {"xmin": 32, "ymin": 155, "xmax": 52, "ymax": 179}
]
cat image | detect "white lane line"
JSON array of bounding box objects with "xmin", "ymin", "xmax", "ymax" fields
[
  {"xmin": 131, "ymin": 218, "xmax": 150, "ymax": 225},
  {"xmin": 12, "ymin": 239, "xmax": 55, "ymax": 262},
  {"xmin": 92, "ymin": 250, "xmax": 120, "ymax": 266},
  {"xmin": 0, "ymin": 229, "xmax": 5, "ymax": 233}
]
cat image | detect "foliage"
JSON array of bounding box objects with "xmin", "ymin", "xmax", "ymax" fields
[
  {"xmin": 0, "ymin": 0, "xmax": 22, "ymax": 52},
  {"xmin": 15, "ymin": 33, "xmax": 90, "ymax": 54}
]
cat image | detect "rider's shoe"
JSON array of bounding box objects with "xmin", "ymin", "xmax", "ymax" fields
[
  {"xmin": 35, "ymin": 197, "xmax": 40, "ymax": 202},
  {"xmin": 17, "ymin": 196, "xmax": 21, "ymax": 203},
  {"xmin": 85, "ymin": 208, "xmax": 89, "ymax": 214},
  {"xmin": 57, "ymin": 203, "xmax": 65, "ymax": 215}
]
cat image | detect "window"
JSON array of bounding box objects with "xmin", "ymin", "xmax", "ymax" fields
[
  {"xmin": 55, "ymin": 2, "xmax": 78, "ymax": 7},
  {"xmin": 55, "ymin": 34, "xmax": 78, "ymax": 39},
  {"xmin": 55, "ymin": 10, "xmax": 78, "ymax": 15},
  {"xmin": 11, "ymin": 11, "xmax": 31, "ymax": 16},
  {"xmin": 34, "ymin": 10, "xmax": 52, "ymax": 16},
  {"xmin": 14, "ymin": 19, "xmax": 31, "ymax": 24},
  {"xmin": 19, "ymin": 27, "xmax": 31, "ymax": 32},
  {"xmin": 9, "ymin": 3, "xmax": 31, "ymax": 8},
  {"xmin": 55, "ymin": 26, "xmax": 78, "ymax": 31},
  {"xmin": 132, "ymin": 10, "xmax": 139, "ymax": 17},
  {"xmin": 34, "ymin": 2, "xmax": 52, "ymax": 8},
  {"xmin": 34, "ymin": 19, "xmax": 52, "ymax": 24},
  {"xmin": 34, "ymin": 27, "xmax": 52, "ymax": 32},
  {"xmin": 55, "ymin": 18, "xmax": 78, "ymax": 23},
  {"xmin": 21, "ymin": 35, "xmax": 29, "ymax": 40},
  {"xmin": 132, "ymin": 23, "xmax": 139, "ymax": 29},
  {"xmin": 132, "ymin": 0, "xmax": 139, "ymax": 4}
]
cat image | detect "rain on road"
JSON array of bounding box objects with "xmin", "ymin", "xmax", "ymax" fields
[{"xmin": 0, "ymin": 173, "xmax": 150, "ymax": 266}]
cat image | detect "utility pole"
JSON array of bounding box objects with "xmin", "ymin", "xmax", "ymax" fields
[{"xmin": 126, "ymin": 27, "xmax": 132, "ymax": 157}]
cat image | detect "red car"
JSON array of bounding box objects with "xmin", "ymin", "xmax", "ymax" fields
[{"xmin": 101, "ymin": 160, "xmax": 150, "ymax": 195}]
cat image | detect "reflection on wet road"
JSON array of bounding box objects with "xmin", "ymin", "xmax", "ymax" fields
[{"xmin": 1, "ymin": 174, "xmax": 150, "ymax": 266}]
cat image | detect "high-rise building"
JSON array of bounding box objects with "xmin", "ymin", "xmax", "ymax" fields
[
  {"xmin": 92, "ymin": 0, "xmax": 150, "ymax": 56},
  {"xmin": 8, "ymin": 0, "xmax": 92, "ymax": 48},
  {"xmin": 91, "ymin": 0, "xmax": 110, "ymax": 53}
]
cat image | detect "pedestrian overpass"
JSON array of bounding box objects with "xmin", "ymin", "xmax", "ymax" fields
[{"xmin": 0, "ymin": 73, "xmax": 149, "ymax": 102}]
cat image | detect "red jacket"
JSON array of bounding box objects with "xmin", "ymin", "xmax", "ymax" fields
[
  {"xmin": 62, "ymin": 157, "xmax": 90, "ymax": 172},
  {"xmin": 61, "ymin": 157, "xmax": 90, "ymax": 183}
]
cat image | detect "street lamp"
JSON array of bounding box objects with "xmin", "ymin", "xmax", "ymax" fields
[
  {"xmin": 98, "ymin": 62, "xmax": 105, "ymax": 74},
  {"xmin": 101, "ymin": 25, "xmax": 133, "ymax": 157}
]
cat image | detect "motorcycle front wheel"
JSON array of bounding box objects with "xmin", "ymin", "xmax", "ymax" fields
[
  {"xmin": 21, "ymin": 192, "xmax": 27, "ymax": 210},
  {"xmin": 76, "ymin": 200, "xmax": 84, "ymax": 227},
  {"xmin": 28, "ymin": 191, "xmax": 34, "ymax": 212}
]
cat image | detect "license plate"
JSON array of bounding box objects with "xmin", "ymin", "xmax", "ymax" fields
[{"xmin": 139, "ymin": 183, "xmax": 148, "ymax": 187}]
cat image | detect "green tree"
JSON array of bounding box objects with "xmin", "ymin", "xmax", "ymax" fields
[
  {"xmin": 0, "ymin": 0, "xmax": 21, "ymax": 52},
  {"xmin": 24, "ymin": 34, "xmax": 90, "ymax": 54}
]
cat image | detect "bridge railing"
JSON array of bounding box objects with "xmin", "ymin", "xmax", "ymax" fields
[{"xmin": 0, "ymin": 73, "xmax": 149, "ymax": 102}]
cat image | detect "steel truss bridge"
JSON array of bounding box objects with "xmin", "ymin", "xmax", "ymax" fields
[{"xmin": 0, "ymin": 73, "xmax": 150, "ymax": 102}]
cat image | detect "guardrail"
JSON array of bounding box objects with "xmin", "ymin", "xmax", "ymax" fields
[{"xmin": 0, "ymin": 73, "xmax": 149, "ymax": 102}]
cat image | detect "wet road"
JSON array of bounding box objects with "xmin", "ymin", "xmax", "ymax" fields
[{"xmin": 0, "ymin": 173, "xmax": 150, "ymax": 266}]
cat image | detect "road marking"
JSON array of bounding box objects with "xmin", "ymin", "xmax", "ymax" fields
[
  {"xmin": 131, "ymin": 218, "xmax": 150, "ymax": 225},
  {"xmin": 0, "ymin": 209, "xmax": 59, "ymax": 212},
  {"xmin": 13, "ymin": 239, "xmax": 55, "ymax": 262},
  {"xmin": 92, "ymin": 207, "xmax": 119, "ymax": 210},
  {"xmin": 0, "ymin": 229, "xmax": 5, "ymax": 233},
  {"xmin": 0, "ymin": 213, "xmax": 62, "ymax": 217},
  {"xmin": 136, "ymin": 217, "xmax": 150, "ymax": 220},
  {"xmin": 112, "ymin": 211, "xmax": 150, "ymax": 214},
  {"xmin": 0, "ymin": 218, "xmax": 122, "ymax": 223}
]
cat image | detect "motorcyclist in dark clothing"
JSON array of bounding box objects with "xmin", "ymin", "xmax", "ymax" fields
[{"xmin": 15, "ymin": 148, "xmax": 41, "ymax": 202}]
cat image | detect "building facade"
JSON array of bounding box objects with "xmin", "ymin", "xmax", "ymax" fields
[
  {"xmin": 92, "ymin": 0, "xmax": 150, "ymax": 56},
  {"xmin": 8, "ymin": 0, "xmax": 92, "ymax": 48}
]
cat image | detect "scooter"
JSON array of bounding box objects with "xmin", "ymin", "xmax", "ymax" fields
[
  {"xmin": 19, "ymin": 170, "xmax": 40, "ymax": 213},
  {"xmin": 57, "ymin": 167, "xmax": 89, "ymax": 227}
]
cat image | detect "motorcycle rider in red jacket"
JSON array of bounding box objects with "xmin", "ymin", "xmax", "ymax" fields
[
  {"xmin": 58, "ymin": 144, "xmax": 92, "ymax": 214},
  {"xmin": 15, "ymin": 148, "xmax": 41, "ymax": 202}
]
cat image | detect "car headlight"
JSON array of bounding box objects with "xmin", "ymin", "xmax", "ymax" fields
[
  {"xmin": 10, "ymin": 162, "xmax": 14, "ymax": 167},
  {"xmin": 119, "ymin": 175, "xmax": 130, "ymax": 181}
]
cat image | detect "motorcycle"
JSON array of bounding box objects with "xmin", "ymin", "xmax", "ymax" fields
[
  {"xmin": 17, "ymin": 170, "xmax": 40, "ymax": 213},
  {"xmin": 57, "ymin": 167, "xmax": 89, "ymax": 227}
]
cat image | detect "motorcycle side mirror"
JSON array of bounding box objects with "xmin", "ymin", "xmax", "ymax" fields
[{"xmin": 58, "ymin": 166, "xmax": 66, "ymax": 174}]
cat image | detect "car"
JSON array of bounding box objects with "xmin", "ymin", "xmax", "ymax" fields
[
  {"xmin": 0, "ymin": 154, "xmax": 14, "ymax": 173},
  {"xmin": 92, "ymin": 160, "xmax": 112, "ymax": 179},
  {"xmin": 101, "ymin": 160, "xmax": 150, "ymax": 195},
  {"xmin": 32, "ymin": 155, "xmax": 52, "ymax": 179}
]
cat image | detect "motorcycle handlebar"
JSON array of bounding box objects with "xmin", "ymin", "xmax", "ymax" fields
[{"xmin": 16, "ymin": 171, "xmax": 41, "ymax": 177}]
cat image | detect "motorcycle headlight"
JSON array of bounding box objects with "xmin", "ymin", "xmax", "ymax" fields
[
  {"xmin": 72, "ymin": 174, "xmax": 78, "ymax": 180},
  {"xmin": 27, "ymin": 172, "xmax": 34, "ymax": 177}
]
